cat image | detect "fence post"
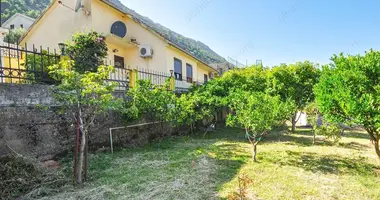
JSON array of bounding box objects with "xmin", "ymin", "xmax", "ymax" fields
[
  {"xmin": 169, "ymin": 76, "xmax": 175, "ymax": 91},
  {"xmin": 129, "ymin": 69, "xmax": 138, "ymax": 88}
]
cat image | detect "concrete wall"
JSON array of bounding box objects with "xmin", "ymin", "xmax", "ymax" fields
[{"xmin": 0, "ymin": 84, "xmax": 182, "ymax": 160}]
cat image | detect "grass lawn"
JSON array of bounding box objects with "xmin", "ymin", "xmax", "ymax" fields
[{"xmin": 42, "ymin": 127, "xmax": 380, "ymax": 200}]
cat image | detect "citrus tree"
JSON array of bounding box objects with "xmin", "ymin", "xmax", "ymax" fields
[
  {"xmin": 314, "ymin": 50, "xmax": 380, "ymax": 159},
  {"xmin": 227, "ymin": 90, "xmax": 293, "ymax": 161},
  {"xmin": 305, "ymin": 102, "xmax": 342, "ymax": 144},
  {"xmin": 49, "ymin": 58, "xmax": 122, "ymax": 184},
  {"xmin": 124, "ymin": 79, "xmax": 176, "ymax": 135},
  {"xmin": 268, "ymin": 61, "xmax": 320, "ymax": 133}
]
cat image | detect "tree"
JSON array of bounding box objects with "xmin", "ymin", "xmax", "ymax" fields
[
  {"xmin": 65, "ymin": 31, "xmax": 108, "ymax": 73},
  {"xmin": 48, "ymin": 57, "xmax": 122, "ymax": 184},
  {"xmin": 268, "ymin": 61, "xmax": 320, "ymax": 133},
  {"xmin": 226, "ymin": 90, "xmax": 293, "ymax": 161},
  {"xmin": 124, "ymin": 79, "xmax": 176, "ymax": 135},
  {"xmin": 314, "ymin": 50, "xmax": 380, "ymax": 159},
  {"xmin": 305, "ymin": 102, "xmax": 342, "ymax": 144},
  {"xmin": 3, "ymin": 28, "xmax": 24, "ymax": 44},
  {"xmin": 305, "ymin": 102, "xmax": 320, "ymax": 144}
]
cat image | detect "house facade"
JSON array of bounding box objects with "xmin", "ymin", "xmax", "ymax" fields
[
  {"xmin": 2, "ymin": 13, "xmax": 35, "ymax": 30},
  {"xmin": 20, "ymin": 0, "xmax": 218, "ymax": 88}
]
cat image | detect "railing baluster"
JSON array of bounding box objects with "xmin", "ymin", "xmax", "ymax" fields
[
  {"xmin": 16, "ymin": 41, "xmax": 21, "ymax": 82},
  {"xmin": 32, "ymin": 44, "xmax": 36, "ymax": 82},
  {"xmin": 40, "ymin": 46, "xmax": 43, "ymax": 84}
]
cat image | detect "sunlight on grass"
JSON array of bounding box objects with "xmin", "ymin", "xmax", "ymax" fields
[{"xmin": 43, "ymin": 127, "xmax": 380, "ymax": 200}]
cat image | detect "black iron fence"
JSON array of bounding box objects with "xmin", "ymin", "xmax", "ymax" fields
[
  {"xmin": 0, "ymin": 42, "xmax": 202, "ymax": 92},
  {"xmin": 0, "ymin": 42, "xmax": 60, "ymax": 84},
  {"xmin": 0, "ymin": 43, "xmax": 131, "ymax": 91},
  {"xmin": 137, "ymin": 68, "xmax": 171, "ymax": 86}
]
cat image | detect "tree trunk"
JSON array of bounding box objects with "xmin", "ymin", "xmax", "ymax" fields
[
  {"xmin": 252, "ymin": 144, "xmax": 257, "ymax": 162},
  {"xmin": 291, "ymin": 112, "xmax": 298, "ymax": 133},
  {"xmin": 77, "ymin": 127, "xmax": 86, "ymax": 184},
  {"xmin": 374, "ymin": 139, "xmax": 380, "ymax": 160},
  {"xmin": 312, "ymin": 130, "xmax": 316, "ymax": 145},
  {"xmin": 84, "ymin": 133, "xmax": 88, "ymax": 182}
]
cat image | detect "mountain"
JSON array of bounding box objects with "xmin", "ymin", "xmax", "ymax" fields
[
  {"xmin": 1, "ymin": 0, "xmax": 226, "ymax": 64},
  {"xmin": 0, "ymin": 0, "xmax": 50, "ymax": 23},
  {"xmin": 105, "ymin": 0, "xmax": 226, "ymax": 64}
]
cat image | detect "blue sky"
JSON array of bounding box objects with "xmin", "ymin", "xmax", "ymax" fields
[{"xmin": 122, "ymin": 0, "xmax": 380, "ymax": 66}]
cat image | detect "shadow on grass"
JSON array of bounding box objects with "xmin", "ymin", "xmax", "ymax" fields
[
  {"xmin": 81, "ymin": 127, "xmax": 248, "ymax": 199},
  {"xmin": 263, "ymin": 131, "xmax": 335, "ymax": 147},
  {"xmin": 343, "ymin": 131, "xmax": 370, "ymax": 140},
  {"xmin": 261, "ymin": 150, "xmax": 379, "ymax": 176},
  {"xmin": 338, "ymin": 142, "xmax": 370, "ymax": 150}
]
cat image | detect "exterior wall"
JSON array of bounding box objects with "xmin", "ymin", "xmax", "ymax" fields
[
  {"xmin": 166, "ymin": 45, "xmax": 199, "ymax": 88},
  {"xmin": 3, "ymin": 14, "xmax": 35, "ymax": 30},
  {"xmin": 22, "ymin": 0, "xmax": 216, "ymax": 87},
  {"xmin": 197, "ymin": 62, "xmax": 212, "ymax": 83},
  {"xmin": 89, "ymin": 1, "xmax": 168, "ymax": 71},
  {"xmin": 22, "ymin": 0, "xmax": 92, "ymax": 49}
]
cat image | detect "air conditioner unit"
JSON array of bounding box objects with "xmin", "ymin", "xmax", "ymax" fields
[{"xmin": 139, "ymin": 45, "xmax": 153, "ymax": 58}]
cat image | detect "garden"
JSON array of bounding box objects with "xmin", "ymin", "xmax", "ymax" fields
[{"xmin": 1, "ymin": 32, "xmax": 379, "ymax": 200}]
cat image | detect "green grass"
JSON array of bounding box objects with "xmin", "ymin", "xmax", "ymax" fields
[{"xmin": 42, "ymin": 127, "xmax": 380, "ymax": 200}]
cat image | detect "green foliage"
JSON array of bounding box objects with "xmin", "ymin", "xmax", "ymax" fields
[
  {"xmin": 66, "ymin": 31, "xmax": 108, "ymax": 73},
  {"xmin": 48, "ymin": 57, "xmax": 122, "ymax": 113},
  {"xmin": 305, "ymin": 102, "xmax": 342, "ymax": 143},
  {"xmin": 3, "ymin": 28, "xmax": 25, "ymax": 44},
  {"xmin": 314, "ymin": 50, "xmax": 380, "ymax": 145},
  {"xmin": 268, "ymin": 61, "xmax": 320, "ymax": 110},
  {"xmin": 22, "ymin": 50, "xmax": 59, "ymax": 84},
  {"xmin": 315, "ymin": 123, "xmax": 342, "ymax": 143},
  {"xmin": 268, "ymin": 61, "xmax": 320, "ymax": 132},
  {"xmin": 226, "ymin": 91, "xmax": 293, "ymax": 135},
  {"xmin": 0, "ymin": 0, "xmax": 50, "ymax": 23},
  {"xmin": 124, "ymin": 79, "xmax": 175, "ymax": 123},
  {"xmin": 305, "ymin": 102, "xmax": 320, "ymax": 130}
]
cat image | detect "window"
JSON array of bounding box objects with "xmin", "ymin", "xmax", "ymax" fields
[
  {"xmin": 10, "ymin": 24, "xmax": 14, "ymax": 29},
  {"xmin": 186, "ymin": 63, "xmax": 193, "ymax": 83},
  {"xmin": 114, "ymin": 55, "xmax": 125, "ymax": 68},
  {"xmin": 20, "ymin": 24, "xmax": 23, "ymax": 29},
  {"xmin": 204, "ymin": 74, "xmax": 208, "ymax": 83},
  {"xmin": 174, "ymin": 58, "xmax": 182, "ymax": 80}
]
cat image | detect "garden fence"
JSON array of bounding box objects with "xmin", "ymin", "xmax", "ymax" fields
[{"xmin": 0, "ymin": 42, "xmax": 198, "ymax": 93}]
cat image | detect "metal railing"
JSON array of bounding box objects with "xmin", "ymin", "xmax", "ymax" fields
[
  {"xmin": 0, "ymin": 42, "xmax": 60, "ymax": 84},
  {"xmin": 0, "ymin": 43, "xmax": 131, "ymax": 91},
  {"xmin": 0, "ymin": 43, "xmax": 205, "ymax": 92},
  {"xmin": 137, "ymin": 68, "xmax": 171, "ymax": 86}
]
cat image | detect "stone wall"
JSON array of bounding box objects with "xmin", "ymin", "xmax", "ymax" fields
[{"xmin": 0, "ymin": 84, "xmax": 181, "ymax": 160}]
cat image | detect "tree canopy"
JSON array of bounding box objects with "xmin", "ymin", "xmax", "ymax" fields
[{"xmin": 314, "ymin": 50, "xmax": 380, "ymax": 158}]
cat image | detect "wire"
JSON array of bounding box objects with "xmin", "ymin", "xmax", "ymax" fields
[{"xmin": 58, "ymin": 1, "xmax": 75, "ymax": 12}]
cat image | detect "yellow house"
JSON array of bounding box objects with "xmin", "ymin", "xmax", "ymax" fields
[{"xmin": 20, "ymin": 0, "xmax": 218, "ymax": 89}]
